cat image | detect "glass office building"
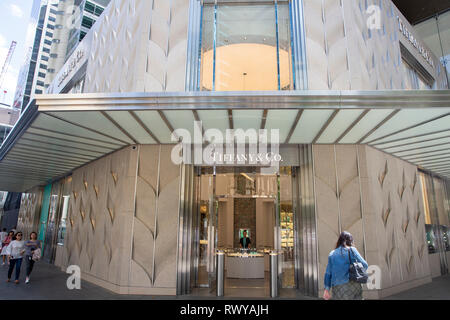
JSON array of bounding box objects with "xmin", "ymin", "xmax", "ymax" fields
[{"xmin": 1, "ymin": 0, "xmax": 449, "ymax": 299}]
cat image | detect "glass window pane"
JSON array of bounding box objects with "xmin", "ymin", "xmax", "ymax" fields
[
  {"xmin": 201, "ymin": 2, "xmax": 292, "ymax": 91},
  {"xmin": 277, "ymin": 3, "xmax": 293, "ymax": 90},
  {"xmin": 200, "ymin": 5, "xmax": 214, "ymax": 91},
  {"xmin": 216, "ymin": 4, "xmax": 277, "ymax": 91}
]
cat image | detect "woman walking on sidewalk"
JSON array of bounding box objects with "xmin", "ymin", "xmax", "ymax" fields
[
  {"xmin": 1, "ymin": 231, "xmax": 14, "ymax": 265},
  {"xmin": 323, "ymin": 231, "xmax": 368, "ymax": 300},
  {"xmin": 24, "ymin": 232, "xmax": 41, "ymax": 284},
  {"xmin": 6, "ymin": 232, "xmax": 25, "ymax": 284}
]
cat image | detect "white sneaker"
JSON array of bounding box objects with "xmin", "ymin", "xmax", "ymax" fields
[{"xmin": 25, "ymin": 278, "xmax": 29, "ymax": 284}]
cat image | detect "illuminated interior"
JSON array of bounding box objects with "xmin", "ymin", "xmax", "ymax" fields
[{"xmin": 201, "ymin": 2, "xmax": 292, "ymax": 91}]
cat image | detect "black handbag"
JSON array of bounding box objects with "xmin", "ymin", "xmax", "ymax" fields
[{"xmin": 348, "ymin": 248, "xmax": 368, "ymax": 284}]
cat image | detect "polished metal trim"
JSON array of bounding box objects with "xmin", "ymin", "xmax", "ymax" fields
[
  {"xmin": 405, "ymin": 152, "xmax": 450, "ymax": 162},
  {"xmin": 1, "ymin": 158, "xmax": 75, "ymax": 171},
  {"xmin": 313, "ymin": 110, "xmax": 340, "ymax": 144},
  {"xmin": 30, "ymin": 125, "xmax": 124, "ymax": 147},
  {"xmin": 374, "ymin": 130, "xmax": 450, "ymax": 147},
  {"xmin": 290, "ymin": 0, "xmax": 308, "ymax": 90},
  {"xmin": 4, "ymin": 153, "xmax": 84, "ymax": 166},
  {"xmin": 34, "ymin": 90, "xmax": 450, "ymax": 112},
  {"xmin": 228, "ymin": 110, "xmax": 234, "ymax": 130},
  {"xmin": 357, "ymin": 110, "xmax": 401, "ymax": 144},
  {"xmin": 42, "ymin": 112, "xmax": 130, "ymax": 145},
  {"xmin": 366, "ymin": 113, "xmax": 450, "ymax": 145},
  {"xmin": 22, "ymin": 131, "xmax": 117, "ymax": 151},
  {"xmin": 393, "ymin": 147, "xmax": 450, "ymax": 158},
  {"xmin": 185, "ymin": 0, "xmax": 202, "ymax": 91},
  {"xmin": 13, "ymin": 144, "xmax": 96, "ymax": 161},
  {"xmin": 285, "ymin": 110, "xmax": 304, "ymax": 143},
  {"xmin": 335, "ymin": 110, "xmax": 370, "ymax": 144},
  {"xmin": 261, "ymin": 110, "xmax": 269, "ymax": 129},
  {"xmin": 416, "ymin": 157, "xmax": 450, "ymax": 165},
  {"xmin": 20, "ymin": 136, "xmax": 106, "ymax": 155},
  {"xmin": 296, "ymin": 144, "xmax": 318, "ymax": 297},
  {"xmin": 389, "ymin": 142, "xmax": 450, "ymax": 154},
  {"xmin": 425, "ymin": 174, "xmax": 449, "ymax": 275},
  {"xmin": 158, "ymin": 110, "xmax": 176, "ymax": 134},
  {"xmin": 101, "ymin": 111, "xmax": 138, "ymax": 144},
  {"xmin": 129, "ymin": 111, "xmax": 161, "ymax": 144},
  {"xmin": 6, "ymin": 148, "xmax": 87, "ymax": 164}
]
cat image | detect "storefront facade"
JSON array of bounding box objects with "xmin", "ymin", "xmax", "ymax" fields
[{"xmin": 1, "ymin": 0, "xmax": 450, "ymax": 298}]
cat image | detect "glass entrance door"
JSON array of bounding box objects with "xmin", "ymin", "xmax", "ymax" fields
[{"xmin": 194, "ymin": 166, "xmax": 296, "ymax": 294}]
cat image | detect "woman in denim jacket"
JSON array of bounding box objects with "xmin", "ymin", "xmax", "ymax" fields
[{"xmin": 323, "ymin": 231, "xmax": 368, "ymax": 300}]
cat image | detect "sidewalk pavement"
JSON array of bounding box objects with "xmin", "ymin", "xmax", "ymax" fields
[{"xmin": 0, "ymin": 262, "xmax": 449, "ymax": 300}]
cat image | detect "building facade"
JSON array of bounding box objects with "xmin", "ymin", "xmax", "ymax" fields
[
  {"xmin": 13, "ymin": 0, "xmax": 111, "ymax": 111},
  {"xmin": 1, "ymin": 0, "xmax": 450, "ymax": 299}
]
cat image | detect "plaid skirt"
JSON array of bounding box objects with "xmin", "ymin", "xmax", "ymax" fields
[{"xmin": 332, "ymin": 281, "xmax": 363, "ymax": 300}]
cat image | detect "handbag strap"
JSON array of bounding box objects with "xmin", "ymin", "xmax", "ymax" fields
[{"xmin": 348, "ymin": 247, "xmax": 353, "ymax": 264}]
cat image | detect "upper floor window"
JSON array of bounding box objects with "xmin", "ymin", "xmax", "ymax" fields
[{"xmin": 200, "ymin": 0, "xmax": 292, "ymax": 91}]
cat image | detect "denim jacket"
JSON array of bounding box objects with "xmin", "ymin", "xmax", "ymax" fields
[{"xmin": 324, "ymin": 246, "xmax": 368, "ymax": 291}]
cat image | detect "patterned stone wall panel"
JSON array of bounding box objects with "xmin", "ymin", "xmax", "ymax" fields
[
  {"xmin": 335, "ymin": 146, "xmax": 365, "ymax": 256},
  {"xmin": 64, "ymin": 147, "xmax": 137, "ymax": 287},
  {"xmin": 130, "ymin": 145, "xmax": 159, "ymax": 287},
  {"xmin": 433, "ymin": 178, "xmax": 449, "ymax": 227},
  {"xmin": 313, "ymin": 145, "xmax": 340, "ymax": 290},
  {"xmin": 323, "ymin": 0, "xmax": 350, "ymax": 90},
  {"xmin": 361, "ymin": 147, "xmax": 396, "ymax": 287},
  {"xmin": 303, "ymin": 0, "xmax": 329, "ymax": 89},
  {"xmin": 153, "ymin": 145, "xmax": 180, "ymax": 288},
  {"xmin": 363, "ymin": 146, "xmax": 431, "ymax": 289},
  {"xmin": 84, "ymin": 0, "xmax": 151, "ymax": 93}
]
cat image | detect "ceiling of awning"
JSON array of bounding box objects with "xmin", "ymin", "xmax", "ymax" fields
[{"xmin": 0, "ymin": 90, "xmax": 449, "ymax": 192}]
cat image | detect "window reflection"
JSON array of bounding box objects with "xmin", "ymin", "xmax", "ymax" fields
[{"xmin": 201, "ymin": 1, "xmax": 293, "ymax": 91}]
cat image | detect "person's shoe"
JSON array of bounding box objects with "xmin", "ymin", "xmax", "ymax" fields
[
  {"xmin": 25, "ymin": 277, "xmax": 29, "ymax": 284},
  {"xmin": 1, "ymin": 262, "xmax": 4, "ymax": 266},
  {"xmin": 14, "ymin": 280, "xmax": 19, "ymax": 284}
]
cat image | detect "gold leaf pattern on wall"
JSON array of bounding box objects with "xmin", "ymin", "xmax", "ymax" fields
[
  {"xmin": 410, "ymin": 173, "xmax": 417, "ymax": 193},
  {"xmin": 73, "ymin": 191, "xmax": 78, "ymax": 200},
  {"xmin": 381, "ymin": 194, "xmax": 391, "ymax": 228},
  {"xmin": 418, "ymin": 244, "xmax": 425, "ymax": 260},
  {"xmin": 107, "ymin": 192, "xmax": 115, "ymax": 223},
  {"xmin": 378, "ymin": 161, "xmax": 388, "ymax": 188},
  {"xmin": 406, "ymin": 242, "xmax": 415, "ymax": 275},
  {"xmin": 93, "ymin": 184, "xmax": 99, "ymax": 199},
  {"xmin": 385, "ymin": 232, "xmax": 396, "ymax": 270},
  {"xmin": 111, "ymin": 171, "xmax": 118, "ymax": 185},
  {"xmin": 402, "ymin": 206, "xmax": 410, "ymax": 236},
  {"xmin": 415, "ymin": 200, "xmax": 421, "ymax": 227},
  {"xmin": 80, "ymin": 209, "xmax": 86, "ymax": 221},
  {"xmin": 398, "ymin": 170, "xmax": 406, "ymax": 201}
]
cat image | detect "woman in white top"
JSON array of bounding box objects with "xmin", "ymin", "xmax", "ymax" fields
[{"xmin": 6, "ymin": 232, "xmax": 25, "ymax": 284}]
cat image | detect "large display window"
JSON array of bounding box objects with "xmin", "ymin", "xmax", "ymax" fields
[{"xmin": 200, "ymin": 0, "xmax": 293, "ymax": 91}]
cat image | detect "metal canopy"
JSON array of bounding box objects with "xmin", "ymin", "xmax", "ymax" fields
[{"xmin": 0, "ymin": 90, "xmax": 449, "ymax": 192}]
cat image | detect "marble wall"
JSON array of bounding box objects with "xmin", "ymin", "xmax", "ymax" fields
[{"xmin": 314, "ymin": 145, "xmax": 432, "ymax": 298}]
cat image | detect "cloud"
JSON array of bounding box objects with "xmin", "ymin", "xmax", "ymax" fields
[{"xmin": 10, "ymin": 4, "xmax": 24, "ymax": 18}]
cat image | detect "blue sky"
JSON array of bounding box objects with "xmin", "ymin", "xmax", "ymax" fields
[{"xmin": 0, "ymin": 0, "xmax": 33, "ymax": 106}]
